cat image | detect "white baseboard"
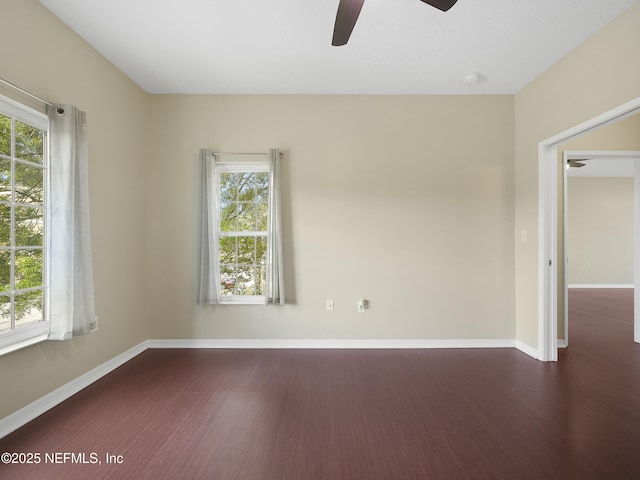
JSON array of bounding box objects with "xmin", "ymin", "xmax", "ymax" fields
[
  {"xmin": 557, "ymin": 340, "xmax": 567, "ymax": 348},
  {"xmin": 515, "ymin": 340, "xmax": 539, "ymax": 359},
  {"xmin": 147, "ymin": 338, "xmax": 517, "ymax": 349},
  {"xmin": 0, "ymin": 341, "xmax": 148, "ymax": 440},
  {"xmin": 568, "ymin": 284, "xmax": 634, "ymax": 289}
]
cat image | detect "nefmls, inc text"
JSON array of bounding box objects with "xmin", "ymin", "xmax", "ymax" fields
[
  {"xmin": 1, "ymin": 451, "xmax": 125, "ymax": 465},
  {"xmin": 46, "ymin": 452, "xmax": 100, "ymax": 464}
]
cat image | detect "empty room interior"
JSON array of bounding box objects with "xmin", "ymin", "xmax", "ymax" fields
[{"xmin": 1, "ymin": 0, "xmax": 640, "ymax": 478}]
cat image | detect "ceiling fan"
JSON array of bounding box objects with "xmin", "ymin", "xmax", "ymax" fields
[
  {"xmin": 332, "ymin": 0, "xmax": 458, "ymax": 46},
  {"xmin": 567, "ymin": 159, "xmax": 589, "ymax": 168}
]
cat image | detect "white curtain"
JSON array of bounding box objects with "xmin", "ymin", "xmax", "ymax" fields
[
  {"xmin": 47, "ymin": 105, "xmax": 96, "ymax": 339},
  {"xmin": 197, "ymin": 148, "xmax": 221, "ymax": 305},
  {"xmin": 266, "ymin": 148, "xmax": 285, "ymax": 305}
]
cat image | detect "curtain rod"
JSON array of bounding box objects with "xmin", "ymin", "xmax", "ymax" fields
[
  {"xmin": 213, "ymin": 151, "xmax": 284, "ymax": 156},
  {"xmin": 0, "ymin": 77, "xmax": 55, "ymax": 108}
]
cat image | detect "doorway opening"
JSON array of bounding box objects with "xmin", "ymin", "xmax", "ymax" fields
[
  {"xmin": 563, "ymin": 151, "xmax": 639, "ymax": 348},
  {"xmin": 538, "ymin": 96, "xmax": 640, "ymax": 362}
]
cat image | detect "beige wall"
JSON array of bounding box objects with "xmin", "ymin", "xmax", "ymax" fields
[
  {"xmin": 514, "ymin": 3, "xmax": 640, "ymax": 349},
  {"xmin": 0, "ymin": 0, "xmax": 149, "ymax": 418},
  {"xmin": 147, "ymin": 95, "xmax": 515, "ymax": 341},
  {"xmin": 567, "ymin": 177, "xmax": 634, "ymax": 284},
  {"xmin": 1, "ymin": 0, "xmax": 638, "ymax": 423}
]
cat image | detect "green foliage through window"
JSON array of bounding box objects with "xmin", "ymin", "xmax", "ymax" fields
[
  {"xmin": 218, "ymin": 169, "xmax": 269, "ymax": 297},
  {"xmin": 0, "ymin": 109, "xmax": 46, "ymax": 333}
]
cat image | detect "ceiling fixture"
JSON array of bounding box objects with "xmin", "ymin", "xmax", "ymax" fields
[
  {"xmin": 463, "ymin": 72, "xmax": 482, "ymax": 86},
  {"xmin": 332, "ymin": 0, "xmax": 459, "ymax": 46}
]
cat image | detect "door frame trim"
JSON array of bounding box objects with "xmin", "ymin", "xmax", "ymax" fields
[{"xmin": 538, "ymin": 96, "xmax": 640, "ymax": 361}]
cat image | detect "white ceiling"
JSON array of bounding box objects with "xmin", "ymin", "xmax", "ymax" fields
[{"xmin": 39, "ymin": 0, "xmax": 638, "ymax": 95}]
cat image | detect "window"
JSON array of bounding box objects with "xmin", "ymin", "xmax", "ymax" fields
[
  {"xmin": 0, "ymin": 95, "xmax": 49, "ymax": 353},
  {"xmin": 216, "ymin": 162, "xmax": 270, "ymax": 303},
  {"xmin": 199, "ymin": 148, "xmax": 284, "ymax": 306}
]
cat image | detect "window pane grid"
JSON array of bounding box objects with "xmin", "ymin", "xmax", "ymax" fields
[
  {"xmin": 219, "ymin": 233, "xmax": 267, "ymax": 296},
  {"xmin": 0, "ymin": 106, "xmax": 47, "ymax": 336},
  {"xmin": 217, "ymin": 168, "xmax": 269, "ymax": 299}
]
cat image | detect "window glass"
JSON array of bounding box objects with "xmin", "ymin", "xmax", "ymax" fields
[
  {"xmin": 0, "ymin": 96, "xmax": 48, "ymax": 352},
  {"xmin": 0, "ymin": 114, "xmax": 10, "ymax": 157},
  {"xmin": 15, "ymin": 162, "xmax": 45, "ymax": 205},
  {"xmin": 0, "ymin": 157, "xmax": 11, "ymax": 202},
  {"xmin": 15, "ymin": 120, "xmax": 44, "ymax": 164},
  {"xmin": 217, "ymin": 166, "xmax": 269, "ymax": 301}
]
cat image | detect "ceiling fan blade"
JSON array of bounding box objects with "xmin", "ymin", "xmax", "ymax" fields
[
  {"xmin": 332, "ymin": 0, "xmax": 365, "ymax": 46},
  {"xmin": 568, "ymin": 159, "xmax": 587, "ymax": 168},
  {"xmin": 419, "ymin": 0, "xmax": 458, "ymax": 12}
]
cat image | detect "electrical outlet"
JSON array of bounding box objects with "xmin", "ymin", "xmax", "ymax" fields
[
  {"xmin": 358, "ymin": 299, "xmax": 368, "ymax": 313},
  {"xmin": 326, "ymin": 299, "xmax": 334, "ymax": 312}
]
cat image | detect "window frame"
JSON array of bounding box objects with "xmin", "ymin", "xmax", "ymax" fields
[
  {"xmin": 0, "ymin": 94, "xmax": 50, "ymax": 355},
  {"xmin": 214, "ymin": 161, "xmax": 270, "ymax": 305}
]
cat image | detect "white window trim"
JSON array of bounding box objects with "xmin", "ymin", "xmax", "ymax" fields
[
  {"xmin": 220, "ymin": 296, "xmax": 267, "ymax": 305},
  {"xmin": 0, "ymin": 96, "xmax": 48, "ymax": 132},
  {"xmin": 215, "ymin": 162, "xmax": 270, "ymax": 172},
  {"xmin": 0, "ymin": 94, "xmax": 50, "ymax": 356}
]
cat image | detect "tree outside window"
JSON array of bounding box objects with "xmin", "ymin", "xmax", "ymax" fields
[
  {"xmin": 217, "ymin": 166, "xmax": 269, "ymax": 300},
  {"xmin": 0, "ymin": 112, "xmax": 46, "ymax": 332}
]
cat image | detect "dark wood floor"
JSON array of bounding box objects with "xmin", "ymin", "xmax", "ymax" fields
[{"xmin": 1, "ymin": 289, "xmax": 639, "ymax": 479}]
